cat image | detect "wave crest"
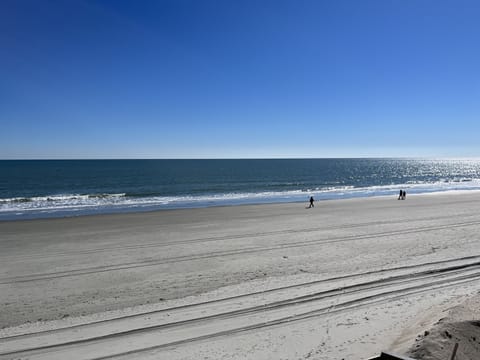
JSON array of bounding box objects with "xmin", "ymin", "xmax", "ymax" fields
[{"xmin": 3, "ymin": 179, "xmax": 480, "ymax": 219}]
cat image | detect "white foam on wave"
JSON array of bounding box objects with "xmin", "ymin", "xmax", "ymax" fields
[
  {"xmin": 0, "ymin": 193, "xmax": 126, "ymax": 204},
  {"xmin": 0, "ymin": 193, "xmax": 127, "ymax": 212},
  {"xmin": 2, "ymin": 179, "xmax": 480, "ymax": 218}
]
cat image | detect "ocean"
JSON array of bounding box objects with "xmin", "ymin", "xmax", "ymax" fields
[{"xmin": 2, "ymin": 158, "xmax": 480, "ymax": 220}]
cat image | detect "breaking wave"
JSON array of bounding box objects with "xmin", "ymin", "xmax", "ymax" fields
[{"xmin": 2, "ymin": 178, "xmax": 480, "ymax": 220}]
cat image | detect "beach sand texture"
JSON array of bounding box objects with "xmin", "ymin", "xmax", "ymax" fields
[{"xmin": 1, "ymin": 192, "xmax": 480, "ymax": 359}]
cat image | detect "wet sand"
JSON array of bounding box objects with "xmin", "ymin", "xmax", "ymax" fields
[{"xmin": 2, "ymin": 192, "xmax": 480, "ymax": 359}]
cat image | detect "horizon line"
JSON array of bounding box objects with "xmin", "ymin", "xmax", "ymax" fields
[{"xmin": 2, "ymin": 156, "xmax": 480, "ymax": 161}]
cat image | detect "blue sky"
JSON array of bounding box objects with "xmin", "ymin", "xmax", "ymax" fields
[{"xmin": 2, "ymin": 0, "xmax": 480, "ymax": 159}]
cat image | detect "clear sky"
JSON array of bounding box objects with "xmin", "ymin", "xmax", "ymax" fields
[{"xmin": 2, "ymin": 0, "xmax": 480, "ymax": 159}]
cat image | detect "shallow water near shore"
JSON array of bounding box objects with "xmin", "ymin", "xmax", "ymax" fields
[{"xmin": 3, "ymin": 158, "xmax": 480, "ymax": 220}]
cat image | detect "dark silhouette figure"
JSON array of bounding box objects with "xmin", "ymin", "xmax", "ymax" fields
[
  {"xmin": 398, "ymin": 190, "xmax": 403, "ymax": 200},
  {"xmin": 308, "ymin": 196, "xmax": 315, "ymax": 208},
  {"xmin": 402, "ymin": 190, "xmax": 406, "ymax": 200}
]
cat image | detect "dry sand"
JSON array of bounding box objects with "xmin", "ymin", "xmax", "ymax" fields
[
  {"xmin": 405, "ymin": 294, "xmax": 480, "ymax": 360},
  {"xmin": 2, "ymin": 192, "xmax": 480, "ymax": 359}
]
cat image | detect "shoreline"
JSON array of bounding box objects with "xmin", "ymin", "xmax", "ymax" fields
[
  {"xmin": 2, "ymin": 191, "xmax": 480, "ymax": 358},
  {"xmin": 3, "ymin": 188, "xmax": 480, "ymax": 223}
]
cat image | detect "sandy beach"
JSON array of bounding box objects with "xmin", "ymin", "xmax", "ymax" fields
[{"xmin": 2, "ymin": 192, "xmax": 480, "ymax": 359}]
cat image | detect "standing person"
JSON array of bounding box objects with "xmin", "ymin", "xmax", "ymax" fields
[
  {"xmin": 402, "ymin": 190, "xmax": 406, "ymax": 200},
  {"xmin": 308, "ymin": 196, "xmax": 314, "ymax": 208},
  {"xmin": 398, "ymin": 190, "xmax": 403, "ymax": 200}
]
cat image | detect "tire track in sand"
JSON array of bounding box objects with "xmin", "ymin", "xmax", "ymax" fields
[
  {"xmin": 2, "ymin": 258, "xmax": 480, "ymax": 359},
  {"xmin": 1, "ymin": 218, "xmax": 480, "ymax": 285},
  {"xmin": 2, "ymin": 212, "xmax": 477, "ymax": 261}
]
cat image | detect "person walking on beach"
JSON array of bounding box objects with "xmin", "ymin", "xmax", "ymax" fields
[
  {"xmin": 398, "ymin": 190, "xmax": 403, "ymax": 200},
  {"xmin": 308, "ymin": 196, "xmax": 314, "ymax": 208}
]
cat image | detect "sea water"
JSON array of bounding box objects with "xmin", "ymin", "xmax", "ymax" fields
[{"xmin": 1, "ymin": 158, "xmax": 480, "ymax": 220}]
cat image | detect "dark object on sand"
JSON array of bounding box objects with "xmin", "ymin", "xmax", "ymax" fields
[
  {"xmin": 367, "ymin": 351, "xmax": 415, "ymax": 360},
  {"xmin": 449, "ymin": 342, "xmax": 459, "ymax": 360},
  {"xmin": 369, "ymin": 343, "xmax": 460, "ymax": 360}
]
